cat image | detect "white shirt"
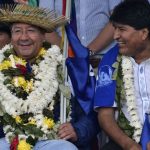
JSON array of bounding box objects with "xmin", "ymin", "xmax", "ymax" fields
[
  {"xmin": 75, "ymin": 0, "xmax": 122, "ymax": 53},
  {"xmin": 122, "ymin": 58, "xmax": 150, "ymax": 125},
  {"xmin": 39, "ymin": 0, "xmax": 62, "ymax": 15}
]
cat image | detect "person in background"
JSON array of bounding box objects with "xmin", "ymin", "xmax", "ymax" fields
[
  {"xmin": 0, "ymin": 23, "xmax": 11, "ymax": 49},
  {"xmin": 40, "ymin": 0, "xmax": 123, "ymax": 53},
  {"xmin": 39, "ymin": 0, "xmax": 122, "ymax": 67},
  {"xmin": 13, "ymin": 0, "xmax": 38, "ymax": 6},
  {"xmin": 39, "ymin": 0, "xmax": 63, "ymax": 47},
  {"xmin": 94, "ymin": 0, "xmax": 150, "ymax": 149},
  {"xmin": 74, "ymin": 0, "xmax": 121, "ymax": 54}
]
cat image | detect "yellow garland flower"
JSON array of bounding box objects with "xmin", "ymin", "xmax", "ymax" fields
[
  {"xmin": 37, "ymin": 48, "xmax": 46, "ymax": 58},
  {"xmin": 17, "ymin": 140, "xmax": 31, "ymax": 150},
  {"xmin": 28, "ymin": 118, "xmax": 36, "ymax": 125},
  {"xmin": 12, "ymin": 76, "xmax": 27, "ymax": 88},
  {"xmin": 0, "ymin": 55, "xmax": 26, "ymax": 71},
  {"xmin": 14, "ymin": 56, "xmax": 26, "ymax": 66},
  {"xmin": 43, "ymin": 117, "xmax": 55, "ymax": 129},
  {"xmin": 14, "ymin": 116, "xmax": 22, "ymax": 123},
  {"xmin": 0, "ymin": 60, "xmax": 11, "ymax": 70},
  {"xmin": 25, "ymin": 79, "xmax": 33, "ymax": 93},
  {"xmin": 18, "ymin": 77, "xmax": 27, "ymax": 87},
  {"xmin": 12, "ymin": 77, "xmax": 33, "ymax": 93}
]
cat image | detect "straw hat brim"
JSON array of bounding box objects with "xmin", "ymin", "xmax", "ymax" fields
[{"xmin": 0, "ymin": 4, "xmax": 68, "ymax": 32}]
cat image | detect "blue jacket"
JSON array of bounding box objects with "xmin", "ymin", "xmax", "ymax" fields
[{"xmin": 70, "ymin": 97, "xmax": 100, "ymax": 150}]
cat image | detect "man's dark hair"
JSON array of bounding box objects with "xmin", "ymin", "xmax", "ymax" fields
[
  {"xmin": 110, "ymin": 0, "xmax": 150, "ymax": 31},
  {"xmin": 0, "ymin": 22, "xmax": 11, "ymax": 37}
]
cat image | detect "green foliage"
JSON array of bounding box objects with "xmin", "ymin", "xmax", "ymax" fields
[
  {"xmin": 23, "ymin": 124, "xmax": 44, "ymax": 137},
  {"xmin": 2, "ymin": 113, "xmax": 16, "ymax": 127},
  {"xmin": 20, "ymin": 113, "xmax": 33, "ymax": 123},
  {"xmin": 43, "ymin": 108, "xmax": 54, "ymax": 118},
  {"xmin": 26, "ymin": 136, "xmax": 37, "ymax": 146},
  {"xmin": 42, "ymin": 41, "xmax": 51, "ymax": 49},
  {"xmin": 3, "ymin": 78, "xmax": 12, "ymax": 85},
  {"xmin": 2, "ymin": 68, "xmax": 23, "ymax": 76},
  {"xmin": 117, "ymin": 111, "xmax": 135, "ymax": 138},
  {"xmin": 7, "ymin": 86, "xmax": 28, "ymax": 100},
  {"xmin": 2, "ymin": 67, "xmax": 34, "ymax": 80},
  {"xmin": 3, "ymin": 48, "xmax": 15, "ymax": 58}
]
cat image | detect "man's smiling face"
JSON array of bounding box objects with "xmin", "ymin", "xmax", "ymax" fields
[{"xmin": 11, "ymin": 23, "xmax": 45, "ymax": 61}]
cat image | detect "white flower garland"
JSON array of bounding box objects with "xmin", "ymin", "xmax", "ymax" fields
[
  {"xmin": 0, "ymin": 44, "xmax": 70, "ymax": 144},
  {"xmin": 121, "ymin": 56, "xmax": 142, "ymax": 142},
  {"xmin": 0, "ymin": 44, "xmax": 62, "ymax": 116}
]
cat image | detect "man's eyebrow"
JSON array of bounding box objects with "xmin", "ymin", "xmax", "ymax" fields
[{"xmin": 12, "ymin": 26, "xmax": 22, "ymax": 29}]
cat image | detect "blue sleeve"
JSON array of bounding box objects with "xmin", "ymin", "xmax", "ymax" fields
[{"xmin": 70, "ymin": 97, "xmax": 100, "ymax": 147}]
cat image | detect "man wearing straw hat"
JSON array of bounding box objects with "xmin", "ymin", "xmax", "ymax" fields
[{"xmin": 0, "ymin": 4, "xmax": 78, "ymax": 150}]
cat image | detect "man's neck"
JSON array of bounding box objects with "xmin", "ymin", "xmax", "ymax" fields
[
  {"xmin": 27, "ymin": 57, "xmax": 36, "ymax": 64},
  {"xmin": 133, "ymin": 47, "xmax": 150, "ymax": 64}
]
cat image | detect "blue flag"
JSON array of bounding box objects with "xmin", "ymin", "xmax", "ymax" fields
[
  {"xmin": 94, "ymin": 44, "xmax": 119, "ymax": 108},
  {"xmin": 140, "ymin": 114, "xmax": 150, "ymax": 150},
  {"xmin": 65, "ymin": 24, "xmax": 95, "ymax": 114}
]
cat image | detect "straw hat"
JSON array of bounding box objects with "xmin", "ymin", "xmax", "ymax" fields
[{"xmin": 0, "ymin": 4, "xmax": 68, "ymax": 32}]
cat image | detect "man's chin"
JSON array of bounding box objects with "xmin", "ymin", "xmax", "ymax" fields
[
  {"xmin": 17, "ymin": 53, "xmax": 32, "ymax": 60},
  {"xmin": 119, "ymin": 48, "xmax": 128, "ymax": 55}
]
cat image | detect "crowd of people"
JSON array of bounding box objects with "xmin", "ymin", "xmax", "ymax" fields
[{"xmin": 0, "ymin": 0, "xmax": 150, "ymax": 150}]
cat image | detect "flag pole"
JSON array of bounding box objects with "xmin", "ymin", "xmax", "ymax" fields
[{"xmin": 60, "ymin": 0, "xmax": 71, "ymax": 123}]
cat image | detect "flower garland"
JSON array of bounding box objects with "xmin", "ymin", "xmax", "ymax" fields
[
  {"xmin": 0, "ymin": 44, "xmax": 63, "ymax": 149},
  {"xmin": 121, "ymin": 56, "xmax": 142, "ymax": 142}
]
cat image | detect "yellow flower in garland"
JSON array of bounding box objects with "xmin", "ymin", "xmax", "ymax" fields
[
  {"xmin": 18, "ymin": 77, "xmax": 27, "ymax": 87},
  {"xmin": 12, "ymin": 77, "xmax": 33, "ymax": 93},
  {"xmin": 14, "ymin": 56, "xmax": 26, "ymax": 66},
  {"xmin": 0, "ymin": 60, "xmax": 11, "ymax": 70},
  {"xmin": 0, "ymin": 55, "xmax": 26, "ymax": 71},
  {"xmin": 28, "ymin": 118, "xmax": 36, "ymax": 125},
  {"xmin": 17, "ymin": 140, "xmax": 31, "ymax": 150},
  {"xmin": 14, "ymin": 116, "xmax": 22, "ymax": 123},
  {"xmin": 43, "ymin": 117, "xmax": 55, "ymax": 129},
  {"xmin": 25, "ymin": 79, "xmax": 33, "ymax": 93},
  {"xmin": 37, "ymin": 47, "xmax": 46, "ymax": 58},
  {"xmin": 12, "ymin": 76, "xmax": 27, "ymax": 88}
]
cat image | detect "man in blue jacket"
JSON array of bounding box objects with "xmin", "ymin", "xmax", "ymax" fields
[{"xmin": 58, "ymin": 97, "xmax": 99, "ymax": 150}]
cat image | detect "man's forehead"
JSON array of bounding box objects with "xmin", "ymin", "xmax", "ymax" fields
[
  {"xmin": 113, "ymin": 22, "xmax": 131, "ymax": 28},
  {"xmin": 12, "ymin": 23, "xmax": 39, "ymax": 29}
]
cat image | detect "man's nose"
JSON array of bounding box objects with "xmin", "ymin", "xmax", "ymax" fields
[
  {"xmin": 19, "ymin": 31, "xmax": 29, "ymax": 40},
  {"xmin": 113, "ymin": 28, "xmax": 120, "ymax": 40}
]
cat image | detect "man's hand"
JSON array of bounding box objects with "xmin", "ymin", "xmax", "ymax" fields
[
  {"xmin": 124, "ymin": 140, "xmax": 141, "ymax": 150},
  {"xmin": 147, "ymin": 142, "xmax": 150, "ymax": 150},
  {"xmin": 58, "ymin": 123, "xmax": 78, "ymax": 142}
]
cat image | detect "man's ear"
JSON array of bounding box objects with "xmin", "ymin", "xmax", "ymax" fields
[{"xmin": 141, "ymin": 28, "xmax": 149, "ymax": 40}]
